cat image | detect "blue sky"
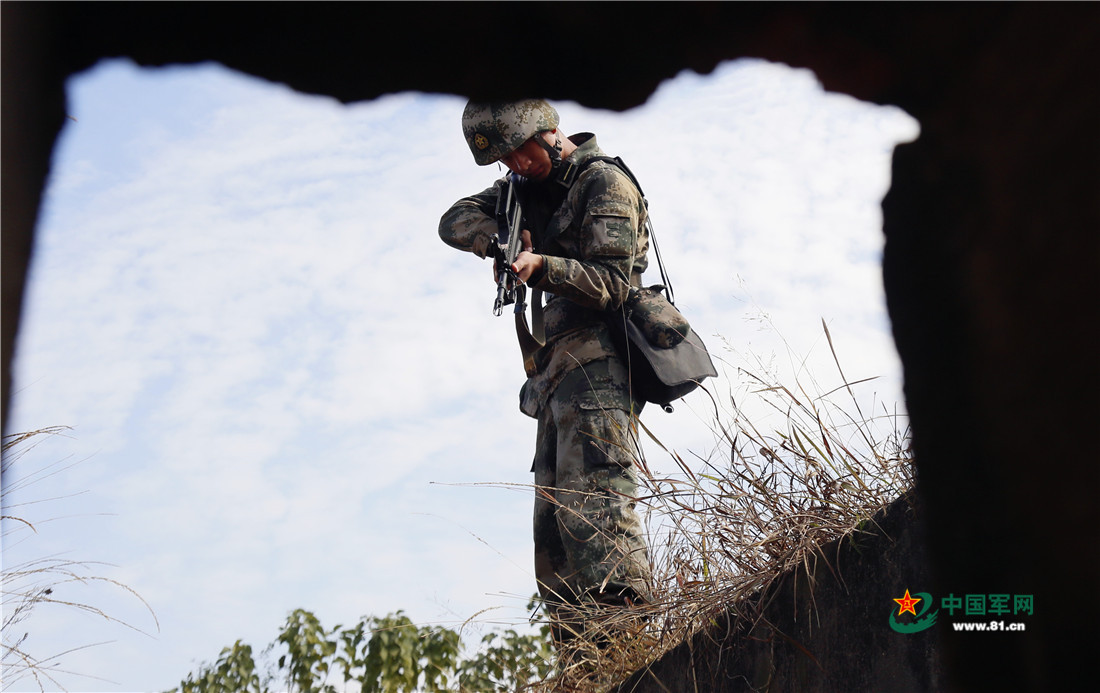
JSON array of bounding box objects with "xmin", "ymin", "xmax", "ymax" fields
[{"xmin": 3, "ymin": 58, "xmax": 917, "ymax": 691}]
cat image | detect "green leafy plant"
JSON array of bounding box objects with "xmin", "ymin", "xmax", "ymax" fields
[
  {"xmin": 455, "ymin": 597, "xmax": 553, "ymax": 692},
  {"xmin": 173, "ymin": 604, "xmax": 544, "ymax": 693},
  {"xmin": 178, "ymin": 640, "xmax": 263, "ymax": 693},
  {"xmin": 276, "ymin": 609, "xmax": 339, "ymax": 693}
]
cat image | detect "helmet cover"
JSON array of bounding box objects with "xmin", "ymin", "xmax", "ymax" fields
[{"xmin": 462, "ymin": 99, "xmax": 560, "ymax": 165}]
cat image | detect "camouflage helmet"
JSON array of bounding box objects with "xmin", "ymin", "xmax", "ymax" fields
[{"xmin": 462, "ymin": 99, "xmax": 560, "ymax": 166}]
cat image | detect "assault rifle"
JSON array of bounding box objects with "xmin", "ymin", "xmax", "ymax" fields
[{"xmin": 489, "ymin": 172, "xmax": 527, "ymax": 316}]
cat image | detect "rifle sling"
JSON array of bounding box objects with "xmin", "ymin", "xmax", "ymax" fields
[{"xmin": 516, "ymin": 288, "xmax": 545, "ymax": 377}]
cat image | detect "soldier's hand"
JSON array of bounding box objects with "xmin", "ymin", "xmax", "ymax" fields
[
  {"xmin": 508, "ymin": 229, "xmax": 540, "ymax": 283},
  {"xmin": 512, "ymin": 251, "xmax": 544, "ymax": 284}
]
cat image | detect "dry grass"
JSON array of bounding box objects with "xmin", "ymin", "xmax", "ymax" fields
[
  {"xmin": 530, "ymin": 322, "xmax": 914, "ymax": 691},
  {"xmin": 2, "ymin": 426, "xmax": 158, "ymax": 692}
]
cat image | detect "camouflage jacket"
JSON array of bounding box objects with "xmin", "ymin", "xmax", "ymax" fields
[{"xmin": 439, "ymin": 133, "xmax": 650, "ymax": 416}]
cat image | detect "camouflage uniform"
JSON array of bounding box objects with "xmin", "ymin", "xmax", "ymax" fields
[{"xmin": 439, "ymin": 131, "xmax": 653, "ymax": 639}]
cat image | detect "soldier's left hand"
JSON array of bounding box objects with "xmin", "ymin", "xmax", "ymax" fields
[
  {"xmin": 512, "ymin": 251, "xmax": 544, "ymax": 284},
  {"xmin": 511, "ymin": 229, "xmax": 543, "ymax": 283}
]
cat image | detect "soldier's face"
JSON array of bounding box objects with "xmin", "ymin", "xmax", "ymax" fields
[{"xmin": 500, "ymin": 132, "xmax": 556, "ymax": 181}]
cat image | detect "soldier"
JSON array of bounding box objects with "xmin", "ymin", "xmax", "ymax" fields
[{"xmin": 438, "ymin": 100, "xmax": 653, "ymax": 646}]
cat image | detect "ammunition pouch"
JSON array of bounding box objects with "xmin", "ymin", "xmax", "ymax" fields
[{"xmin": 610, "ymin": 286, "xmax": 718, "ymax": 411}]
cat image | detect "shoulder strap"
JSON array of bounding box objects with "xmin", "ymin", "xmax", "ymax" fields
[
  {"xmin": 576, "ymin": 156, "xmax": 676, "ymax": 306},
  {"xmin": 577, "ymin": 155, "xmax": 645, "ymax": 197}
]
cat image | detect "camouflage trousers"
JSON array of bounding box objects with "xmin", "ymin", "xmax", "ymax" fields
[{"xmin": 531, "ymin": 357, "xmax": 653, "ymax": 644}]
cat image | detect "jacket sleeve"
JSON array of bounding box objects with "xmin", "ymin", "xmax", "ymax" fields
[
  {"xmin": 437, "ymin": 179, "xmax": 505, "ymax": 259},
  {"xmin": 533, "ymin": 166, "xmax": 647, "ymax": 311}
]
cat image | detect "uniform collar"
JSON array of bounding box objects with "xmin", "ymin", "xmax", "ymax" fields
[{"xmin": 551, "ymin": 133, "xmax": 600, "ymax": 188}]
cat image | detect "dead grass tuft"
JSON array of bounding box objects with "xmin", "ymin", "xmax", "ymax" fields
[{"xmin": 2, "ymin": 427, "xmax": 159, "ymax": 692}]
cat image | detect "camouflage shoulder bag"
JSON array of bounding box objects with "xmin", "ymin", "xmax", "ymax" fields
[{"xmin": 613, "ymin": 284, "xmax": 718, "ymax": 413}]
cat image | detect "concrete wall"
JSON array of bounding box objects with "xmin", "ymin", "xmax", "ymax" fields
[{"xmin": 620, "ymin": 496, "xmax": 941, "ymax": 692}]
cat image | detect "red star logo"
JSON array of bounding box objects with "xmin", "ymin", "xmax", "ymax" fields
[{"xmin": 894, "ymin": 589, "xmax": 921, "ymax": 616}]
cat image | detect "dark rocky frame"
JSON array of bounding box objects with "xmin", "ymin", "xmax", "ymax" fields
[{"xmin": 3, "ymin": 4, "xmax": 1097, "ymax": 690}]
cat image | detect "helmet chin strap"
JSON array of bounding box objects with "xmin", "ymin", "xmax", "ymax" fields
[
  {"xmin": 534, "ymin": 131, "xmax": 577, "ymax": 187},
  {"xmin": 534, "ymin": 131, "xmax": 563, "ymax": 161}
]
